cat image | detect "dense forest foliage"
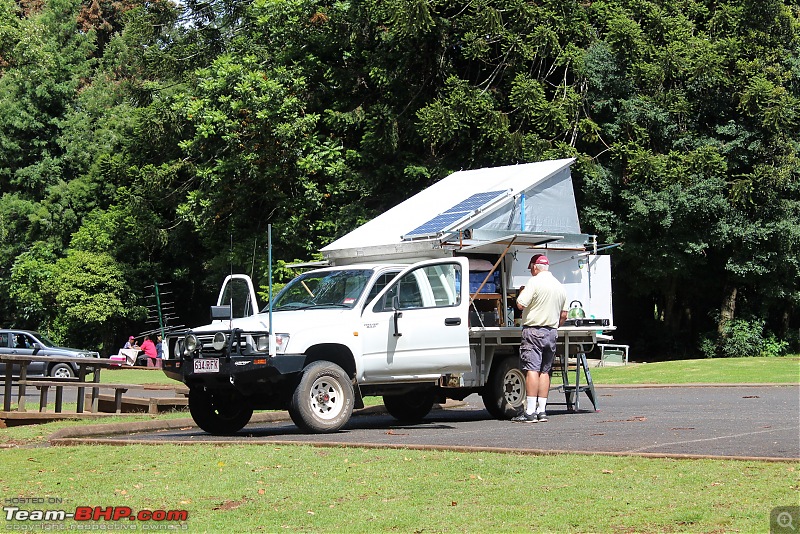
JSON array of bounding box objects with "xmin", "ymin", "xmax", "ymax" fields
[{"xmin": 0, "ymin": 0, "xmax": 797, "ymax": 358}]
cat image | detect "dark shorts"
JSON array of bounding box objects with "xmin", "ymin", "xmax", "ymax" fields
[{"xmin": 520, "ymin": 326, "xmax": 557, "ymax": 374}]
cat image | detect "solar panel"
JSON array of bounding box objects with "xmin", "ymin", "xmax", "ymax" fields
[{"xmin": 404, "ymin": 190, "xmax": 507, "ymax": 238}]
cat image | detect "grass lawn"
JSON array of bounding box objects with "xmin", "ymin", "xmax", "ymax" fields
[
  {"xmin": 99, "ymin": 366, "xmax": 180, "ymax": 386},
  {"xmin": 1, "ymin": 445, "xmax": 797, "ymax": 532},
  {"xmin": 589, "ymin": 356, "xmax": 800, "ymax": 385},
  {"xmin": 1, "ymin": 357, "xmax": 798, "ymax": 532}
]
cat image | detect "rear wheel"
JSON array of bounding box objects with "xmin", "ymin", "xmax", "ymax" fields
[
  {"xmin": 383, "ymin": 389, "xmax": 435, "ymax": 422},
  {"xmin": 49, "ymin": 363, "xmax": 75, "ymax": 379},
  {"xmin": 289, "ymin": 361, "xmax": 354, "ymax": 433},
  {"xmin": 481, "ymin": 356, "xmax": 525, "ymax": 419},
  {"xmin": 189, "ymin": 387, "xmax": 253, "ymax": 435}
]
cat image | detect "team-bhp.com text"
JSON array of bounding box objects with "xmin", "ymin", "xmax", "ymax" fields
[{"xmin": 4, "ymin": 506, "xmax": 188, "ymax": 530}]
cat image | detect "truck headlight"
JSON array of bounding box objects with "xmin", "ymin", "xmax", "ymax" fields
[
  {"xmin": 174, "ymin": 339, "xmax": 184, "ymax": 359},
  {"xmin": 274, "ymin": 334, "xmax": 289, "ymax": 353},
  {"xmin": 185, "ymin": 334, "xmax": 199, "ymax": 353},
  {"xmin": 255, "ymin": 334, "xmax": 290, "ymax": 353},
  {"xmin": 212, "ymin": 332, "xmax": 226, "ymax": 351}
]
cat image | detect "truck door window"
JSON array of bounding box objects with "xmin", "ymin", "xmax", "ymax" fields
[
  {"xmin": 373, "ymin": 262, "xmax": 461, "ymax": 312},
  {"xmin": 220, "ymin": 278, "xmax": 257, "ymax": 318},
  {"xmin": 427, "ymin": 264, "xmax": 460, "ymax": 306},
  {"xmin": 398, "ymin": 275, "xmax": 424, "ymax": 308},
  {"xmin": 365, "ymin": 271, "xmax": 400, "ymax": 304}
]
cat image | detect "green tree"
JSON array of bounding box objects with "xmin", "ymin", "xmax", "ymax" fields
[
  {"xmin": 578, "ymin": 0, "xmax": 799, "ymax": 355},
  {"xmin": 0, "ymin": 0, "xmax": 797, "ymax": 358}
]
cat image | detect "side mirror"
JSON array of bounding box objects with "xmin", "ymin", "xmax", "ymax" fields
[{"xmin": 211, "ymin": 305, "xmax": 232, "ymax": 321}]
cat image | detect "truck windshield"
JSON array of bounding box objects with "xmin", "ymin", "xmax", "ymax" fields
[{"xmin": 268, "ymin": 269, "xmax": 375, "ymax": 310}]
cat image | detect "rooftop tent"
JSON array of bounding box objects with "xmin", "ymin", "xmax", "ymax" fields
[
  {"xmin": 466, "ymin": 162, "xmax": 579, "ymax": 235},
  {"xmin": 321, "ymin": 158, "xmax": 586, "ymax": 264}
]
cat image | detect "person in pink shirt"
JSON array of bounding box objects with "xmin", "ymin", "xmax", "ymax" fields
[{"xmin": 139, "ymin": 335, "xmax": 159, "ymax": 368}]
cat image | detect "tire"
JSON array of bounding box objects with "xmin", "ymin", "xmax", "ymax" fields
[
  {"xmin": 383, "ymin": 389, "xmax": 435, "ymax": 422},
  {"xmin": 481, "ymin": 356, "xmax": 525, "ymax": 419},
  {"xmin": 189, "ymin": 387, "xmax": 253, "ymax": 435},
  {"xmin": 49, "ymin": 363, "xmax": 75, "ymax": 379},
  {"xmin": 289, "ymin": 361, "xmax": 354, "ymax": 433}
]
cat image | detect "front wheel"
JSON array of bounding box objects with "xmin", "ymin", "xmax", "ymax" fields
[
  {"xmin": 49, "ymin": 363, "xmax": 75, "ymax": 379},
  {"xmin": 189, "ymin": 387, "xmax": 253, "ymax": 435},
  {"xmin": 383, "ymin": 389, "xmax": 435, "ymax": 422},
  {"xmin": 481, "ymin": 356, "xmax": 525, "ymax": 419},
  {"xmin": 289, "ymin": 361, "xmax": 354, "ymax": 433}
]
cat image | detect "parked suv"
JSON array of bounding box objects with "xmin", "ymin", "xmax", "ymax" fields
[{"xmin": 0, "ymin": 329, "xmax": 100, "ymax": 378}]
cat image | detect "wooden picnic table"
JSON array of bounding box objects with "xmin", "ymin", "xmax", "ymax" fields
[{"xmin": 0, "ymin": 354, "xmax": 122, "ymax": 413}]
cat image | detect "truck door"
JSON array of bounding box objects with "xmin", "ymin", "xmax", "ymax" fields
[
  {"xmin": 359, "ymin": 257, "xmax": 471, "ymax": 382},
  {"xmin": 216, "ymin": 274, "xmax": 260, "ymax": 319}
]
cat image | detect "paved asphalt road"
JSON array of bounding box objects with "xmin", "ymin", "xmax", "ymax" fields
[{"xmin": 98, "ymin": 385, "xmax": 799, "ymax": 460}]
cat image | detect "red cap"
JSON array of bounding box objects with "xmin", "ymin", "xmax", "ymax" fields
[
  {"xmin": 129, "ymin": 336, "xmax": 135, "ymax": 340},
  {"xmin": 529, "ymin": 254, "xmax": 549, "ymax": 266}
]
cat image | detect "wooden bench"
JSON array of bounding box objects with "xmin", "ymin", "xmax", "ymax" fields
[
  {"xmin": 88, "ymin": 392, "xmax": 188, "ymax": 414},
  {"xmin": 17, "ymin": 380, "xmax": 146, "ymax": 414},
  {"xmin": 2, "ymin": 354, "xmax": 123, "ymax": 413},
  {"xmin": 9, "ymin": 378, "xmax": 80, "ymax": 413}
]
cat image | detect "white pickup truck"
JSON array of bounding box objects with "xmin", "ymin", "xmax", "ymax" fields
[{"xmin": 162, "ymin": 255, "xmax": 609, "ymax": 434}]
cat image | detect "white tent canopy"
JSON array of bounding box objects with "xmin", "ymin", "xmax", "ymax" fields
[{"xmin": 322, "ymin": 158, "xmax": 586, "ymax": 264}]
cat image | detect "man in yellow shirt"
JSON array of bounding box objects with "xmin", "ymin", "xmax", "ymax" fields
[{"xmin": 512, "ymin": 254, "xmax": 567, "ymax": 423}]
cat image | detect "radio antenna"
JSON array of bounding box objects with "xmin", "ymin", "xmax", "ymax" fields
[
  {"xmin": 268, "ymin": 224, "xmax": 276, "ymax": 357},
  {"xmin": 229, "ymin": 233, "xmax": 234, "ymax": 332},
  {"xmin": 250, "ymin": 236, "xmax": 258, "ymax": 279}
]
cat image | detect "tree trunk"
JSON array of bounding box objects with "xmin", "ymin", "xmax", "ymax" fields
[
  {"xmin": 780, "ymin": 308, "xmax": 790, "ymax": 339},
  {"xmin": 663, "ymin": 277, "xmax": 680, "ymax": 334},
  {"xmin": 718, "ymin": 285, "xmax": 738, "ymax": 338}
]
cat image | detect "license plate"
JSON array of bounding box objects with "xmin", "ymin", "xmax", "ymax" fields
[{"xmin": 194, "ymin": 358, "xmax": 219, "ymax": 373}]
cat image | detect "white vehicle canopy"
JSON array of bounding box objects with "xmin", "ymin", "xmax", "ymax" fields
[{"xmin": 320, "ymin": 158, "xmax": 614, "ymax": 326}]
